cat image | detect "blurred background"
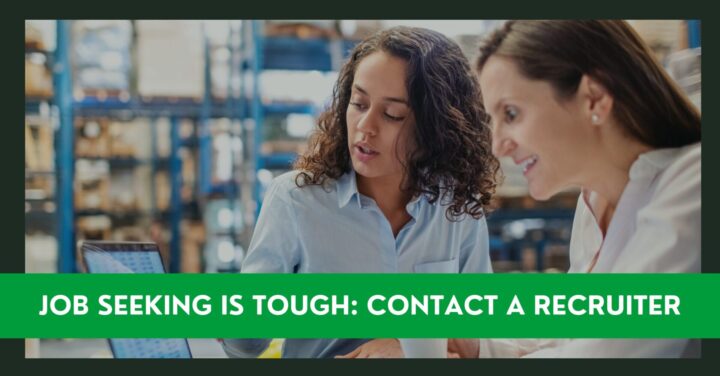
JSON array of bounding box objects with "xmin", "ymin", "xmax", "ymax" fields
[{"xmin": 24, "ymin": 20, "xmax": 701, "ymax": 357}]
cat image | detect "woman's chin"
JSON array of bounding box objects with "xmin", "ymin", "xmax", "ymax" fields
[
  {"xmin": 528, "ymin": 183, "xmax": 555, "ymax": 201},
  {"xmin": 351, "ymin": 163, "xmax": 376, "ymax": 179}
]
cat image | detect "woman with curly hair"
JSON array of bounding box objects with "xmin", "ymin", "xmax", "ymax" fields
[{"xmin": 222, "ymin": 26, "xmax": 499, "ymax": 358}]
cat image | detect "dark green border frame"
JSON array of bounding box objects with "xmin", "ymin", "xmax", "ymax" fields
[{"xmin": 6, "ymin": 0, "xmax": 717, "ymax": 371}]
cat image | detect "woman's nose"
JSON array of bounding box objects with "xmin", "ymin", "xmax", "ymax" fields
[
  {"xmin": 356, "ymin": 111, "xmax": 379, "ymax": 137},
  {"xmin": 492, "ymin": 136, "xmax": 515, "ymax": 157}
]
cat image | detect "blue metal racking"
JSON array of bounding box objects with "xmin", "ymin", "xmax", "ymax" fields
[
  {"xmin": 246, "ymin": 20, "xmax": 358, "ymax": 217},
  {"xmin": 687, "ymin": 20, "xmax": 700, "ymax": 49},
  {"xmin": 52, "ymin": 20, "xmax": 208, "ymax": 273},
  {"xmin": 54, "ymin": 20, "xmax": 75, "ymax": 273}
]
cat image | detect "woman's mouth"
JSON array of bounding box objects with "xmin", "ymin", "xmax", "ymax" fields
[
  {"xmin": 353, "ymin": 143, "xmax": 379, "ymax": 162},
  {"xmin": 519, "ymin": 155, "xmax": 539, "ymax": 175}
]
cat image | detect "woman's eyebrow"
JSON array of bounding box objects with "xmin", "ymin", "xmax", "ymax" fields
[
  {"xmin": 491, "ymin": 97, "xmax": 512, "ymax": 114},
  {"xmin": 353, "ymin": 84, "xmax": 408, "ymax": 105}
]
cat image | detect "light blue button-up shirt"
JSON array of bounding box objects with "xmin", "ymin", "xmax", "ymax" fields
[{"xmin": 223, "ymin": 170, "xmax": 492, "ymax": 358}]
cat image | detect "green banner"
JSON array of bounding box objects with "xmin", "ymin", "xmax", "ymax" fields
[{"xmin": 1, "ymin": 273, "xmax": 719, "ymax": 338}]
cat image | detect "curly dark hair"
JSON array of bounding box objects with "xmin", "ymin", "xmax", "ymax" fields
[{"xmin": 294, "ymin": 26, "xmax": 499, "ymax": 220}]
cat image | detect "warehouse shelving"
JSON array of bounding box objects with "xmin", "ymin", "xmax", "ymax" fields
[
  {"xmin": 197, "ymin": 25, "xmax": 244, "ymax": 197},
  {"xmin": 486, "ymin": 206, "xmax": 575, "ymax": 272},
  {"xmin": 195, "ymin": 22, "xmax": 249, "ymax": 273},
  {"xmin": 246, "ymin": 20, "xmax": 358, "ymax": 216},
  {"xmin": 52, "ymin": 20, "xmax": 207, "ymax": 273},
  {"xmin": 25, "ymin": 98, "xmax": 52, "ymax": 114},
  {"xmin": 25, "ymin": 45, "xmax": 55, "ymax": 236}
]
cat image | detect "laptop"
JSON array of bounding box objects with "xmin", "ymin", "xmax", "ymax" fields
[{"xmin": 81, "ymin": 241, "xmax": 193, "ymax": 359}]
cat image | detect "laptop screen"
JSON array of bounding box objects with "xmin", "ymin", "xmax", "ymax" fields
[
  {"xmin": 109, "ymin": 338, "xmax": 192, "ymax": 359},
  {"xmin": 81, "ymin": 241, "xmax": 193, "ymax": 359},
  {"xmin": 82, "ymin": 241, "xmax": 165, "ymax": 274}
]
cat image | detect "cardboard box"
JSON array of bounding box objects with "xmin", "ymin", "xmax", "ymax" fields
[
  {"xmin": 25, "ymin": 58, "xmax": 53, "ymax": 98},
  {"xmin": 25, "ymin": 20, "xmax": 55, "ymax": 51},
  {"xmin": 109, "ymin": 121, "xmax": 137, "ymax": 158},
  {"xmin": 155, "ymin": 118, "xmax": 171, "ymax": 158},
  {"xmin": 628, "ymin": 20, "xmax": 683, "ymax": 63},
  {"xmin": 111, "ymin": 226, "xmax": 150, "ymax": 242},
  {"xmin": 25, "ymin": 234, "xmax": 57, "ymax": 273},
  {"xmin": 72, "ymin": 21, "xmax": 131, "ymax": 92},
  {"xmin": 75, "ymin": 159, "xmax": 110, "ymax": 211},
  {"xmin": 25, "ymin": 22, "xmax": 45, "ymax": 50},
  {"xmin": 521, "ymin": 247, "xmax": 538, "ymax": 272},
  {"xmin": 155, "ymin": 171, "xmax": 170, "ymax": 211},
  {"xmin": 74, "ymin": 178, "xmax": 110, "ymax": 211},
  {"xmin": 132, "ymin": 166, "xmax": 153, "ymax": 212},
  {"xmin": 148, "ymin": 222, "xmax": 170, "ymax": 268},
  {"xmin": 24, "ymin": 125, "xmax": 37, "ymax": 170},
  {"xmin": 25, "ymin": 176, "xmax": 54, "ymax": 199},
  {"xmin": 338, "ymin": 20, "xmax": 383, "ymax": 40},
  {"xmin": 107, "ymin": 119, "xmax": 153, "ymax": 159},
  {"xmin": 543, "ymin": 244, "xmax": 570, "ymax": 272},
  {"xmin": 136, "ymin": 21, "xmax": 204, "ymax": 98},
  {"xmin": 75, "ymin": 119, "xmax": 110, "ymax": 158},
  {"xmin": 181, "ymin": 220, "xmax": 206, "ymax": 273},
  {"xmin": 181, "ymin": 239, "xmax": 202, "ymax": 273},
  {"xmin": 109, "ymin": 170, "xmax": 139, "ymax": 212},
  {"xmin": 76, "ymin": 215, "xmax": 112, "ymax": 240},
  {"xmin": 261, "ymin": 140, "xmax": 307, "ymax": 155},
  {"xmin": 25, "ymin": 120, "xmax": 53, "ymax": 172},
  {"xmin": 181, "ymin": 149, "xmax": 196, "ymax": 202},
  {"xmin": 265, "ymin": 21, "xmax": 338, "ymax": 39},
  {"xmin": 36, "ymin": 126, "xmax": 54, "ymax": 171}
]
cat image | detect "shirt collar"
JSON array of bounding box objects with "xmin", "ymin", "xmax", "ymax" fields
[
  {"xmin": 629, "ymin": 143, "xmax": 699, "ymax": 180},
  {"xmin": 336, "ymin": 169, "xmax": 426, "ymax": 216},
  {"xmin": 337, "ymin": 170, "xmax": 361, "ymax": 209},
  {"xmin": 405, "ymin": 194, "xmax": 424, "ymax": 218}
]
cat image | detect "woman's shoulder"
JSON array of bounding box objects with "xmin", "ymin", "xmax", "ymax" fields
[
  {"xmin": 637, "ymin": 142, "xmax": 701, "ymax": 216},
  {"xmin": 656, "ymin": 142, "xmax": 700, "ymax": 191},
  {"xmin": 267, "ymin": 170, "xmax": 340, "ymax": 204},
  {"xmin": 268, "ymin": 170, "xmax": 304, "ymax": 192},
  {"xmin": 669, "ymin": 142, "xmax": 700, "ymax": 168}
]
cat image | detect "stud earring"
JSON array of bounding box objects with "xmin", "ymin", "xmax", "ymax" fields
[{"xmin": 591, "ymin": 114, "xmax": 599, "ymax": 124}]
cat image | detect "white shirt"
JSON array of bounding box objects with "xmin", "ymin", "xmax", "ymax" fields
[{"xmin": 478, "ymin": 142, "xmax": 701, "ymax": 358}]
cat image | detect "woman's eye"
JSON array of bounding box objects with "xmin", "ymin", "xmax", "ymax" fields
[
  {"xmin": 505, "ymin": 106, "xmax": 518, "ymax": 123},
  {"xmin": 384, "ymin": 113, "xmax": 405, "ymax": 122},
  {"xmin": 350, "ymin": 102, "xmax": 366, "ymax": 110}
]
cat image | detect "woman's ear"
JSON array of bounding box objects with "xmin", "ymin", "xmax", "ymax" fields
[{"xmin": 578, "ymin": 74, "xmax": 613, "ymax": 126}]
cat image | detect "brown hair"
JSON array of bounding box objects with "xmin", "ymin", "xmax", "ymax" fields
[
  {"xmin": 294, "ymin": 26, "xmax": 499, "ymax": 220},
  {"xmin": 476, "ymin": 20, "xmax": 701, "ymax": 148}
]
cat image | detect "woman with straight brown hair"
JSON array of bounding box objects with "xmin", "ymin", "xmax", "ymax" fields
[{"xmin": 447, "ymin": 20, "xmax": 701, "ymax": 358}]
